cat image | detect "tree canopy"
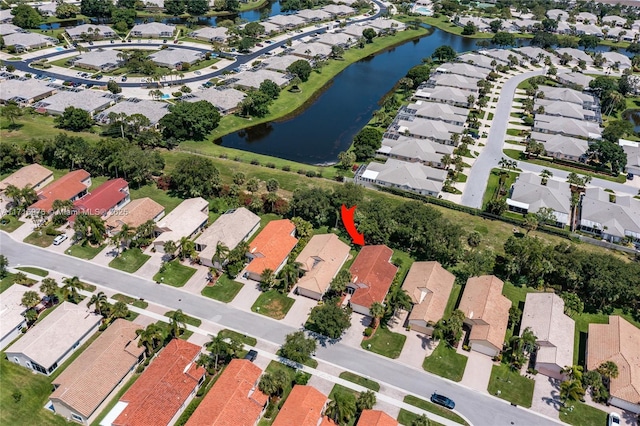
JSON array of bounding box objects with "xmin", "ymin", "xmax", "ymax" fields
[
  {"xmin": 159, "ymin": 100, "xmax": 220, "ymax": 141},
  {"xmin": 55, "ymin": 107, "xmax": 94, "ymax": 132},
  {"xmin": 170, "ymin": 155, "xmax": 220, "ymax": 198},
  {"xmin": 352, "ymin": 127, "xmax": 383, "ymax": 161},
  {"xmin": 287, "ymin": 60, "xmax": 312, "ymax": 82}
]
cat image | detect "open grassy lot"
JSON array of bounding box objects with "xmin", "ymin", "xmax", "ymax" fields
[
  {"xmin": 338, "ymin": 371, "xmax": 380, "ymax": 391},
  {"xmin": 0, "ymin": 215, "xmax": 24, "ymax": 232},
  {"xmin": 251, "ymin": 290, "xmax": 295, "ymax": 320},
  {"xmin": 67, "ymin": 244, "xmax": 106, "ymax": 260},
  {"xmin": 487, "ymin": 364, "xmax": 535, "ymax": 408},
  {"xmin": 397, "ymin": 410, "xmax": 446, "ymax": 426},
  {"xmin": 0, "ymin": 113, "xmax": 102, "ymax": 145},
  {"xmin": 219, "ymin": 329, "xmax": 257, "ymax": 346},
  {"xmin": 24, "ymin": 229, "xmax": 57, "ymax": 248},
  {"xmin": 560, "ymin": 401, "xmax": 608, "ymax": 426},
  {"xmin": 112, "ymin": 293, "xmax": 148, "ymax": 309},
  {"xmin": 361, "ymin": 326, "xmax": 406, "ymax": 359},
  {"xmin": 164, "ymin": 310, "xmax": 202, "ymax": 327},
  {"xmin": 153, "ymin": 260, "xmax": 197, "ymax": 287},
  {"xmin": 109, "ymin": 248, "xmax": 151, "ymax": 273},
  {"xmin": 15, "ymin": 267, "xmax": 48, "ymax": 277},
  {"xmin": 403, "ymin": 395, "xmax": 469, "ymax": 425},
  {"xmin": 201, "ymin": 274, "xmax": 244, "ymax": 303},
  {"xmin": 422, "ymin": 343, "xmax": 468, "ymax": 382}
]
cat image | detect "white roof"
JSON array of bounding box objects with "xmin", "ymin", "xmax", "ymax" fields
[
  {"xmin": 232, "ymin": 69, "xmax": 290, "ymax": 89},
  {"xmin": 263, "ymin": 55, "xmax": 306, "ymax": 72},
  {"xmin": 35, "ymin": 90, "xmax": 113, "ymax": 115},
  {"xmin": 67, "ymin": 24, "xmax": 115, "ymax": 37},
  {"xmin": 149, "ymin": 48, "xmax": 202, "ymax": 66},
  {"xmin": 154, "ymin": 197, "xmax": 209, "ymax": 243},
  {"xmin": 131, "ymin": 22, "xmax": 175, "ymax": 35},
  {"xmin": 195, "ymin": 207, "xmax": 260, "ymax": 262},
  {"xmin": 96, "ymin": 99, "xmax": 171, "ymax": 125},
  {"xmin": 0, "ymin": 23, "xmax": 20, "ymax": 36},
  {"xmin": 185, "ymin": 87, "xmax": 246, "ymax": 113},
  {"xmin": 5, "ymin": 301, "xmax": 101, "ymax": 369},
  {"xmin": 268, "ymin": 14, "xmax": 306, "ymax": 27},
  {"xmin": 75, "ymin": 49, "xmax": 123, "ymax": 68},
  {"xmin": 364, "ymin": 158, "xmax": 446, "ymax": 194},
  {"xmin": 0, "ymin": 79, "xmax": 54, "ymax": 102},
  {"xmin": 580, "ymin": 187, "xmax": 640, "ymax": 239},
  {"xmin": 435, "ymin": 62, "xmax": 491, "ymax": 78},
  {"xmin": 0, "ymin": 284, "xmax": 30, "ymax": 345},
  {"xmin": 190, "ymin": 26, "xmax": 229, "ymax": 40},
  {"xmin": 4, "ymin": 32, "xmax": 55, "ymax": 48},
  {"xmin": 291, "ymin": 41, "xmax": 332, "ymax": 58},
  {"xmin": 508, "ymin": 172, "xmax": 572, "ymax": 221}
]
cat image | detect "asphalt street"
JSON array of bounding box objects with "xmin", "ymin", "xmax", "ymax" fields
[{"xmin": 0, "ymin": 231, "xmax": 560, "ymax": 426}]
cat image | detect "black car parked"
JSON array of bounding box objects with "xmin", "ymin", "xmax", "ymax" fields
[
  {"xmin": 244, "ymin": 350, "xmax": 258, "ymax": 362},
  {"xmin": 430, "ymin": 392, "xmax": 455, "ymax": 409}
]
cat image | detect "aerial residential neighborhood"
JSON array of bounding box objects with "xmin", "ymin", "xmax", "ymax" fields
[{"xmin": 1, "ymin": 0, "xmax": 640, "ymax": 425}]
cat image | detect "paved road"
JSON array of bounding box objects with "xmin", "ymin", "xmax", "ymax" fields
[
  {"xmin": 460, "ymin": 70, "xmax": 543, "ymax": 208},
  {"xmin": 0, "ymin": 231, "xmax": 560, "ymax": 426}
]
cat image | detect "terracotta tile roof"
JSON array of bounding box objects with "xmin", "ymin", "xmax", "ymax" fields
[
  {"xmin": 30, "ymin": 169, "xmax": 91, "ymax": 213},
  {"xmin": 273, "ymin": 385, "xmax": 327, "ymax": 426},
  {"xmin": 68, "ymin": 178, "xmax": 128, "ymax": 223},
  {"xmin": 587, "ymin": 316, "xmax": 640, "ymax": 406},
  {"xmin": 349, "ymin": 245, "xmax": 397, "ymax": 309},
  {"xmin": 185, "ymin": 359, "xmax": 268, "ymax": 426},
  {"xmin": 113, "ymin": 339, "xmax": 205, "ymax": 426},
  {"xmin": 458, "ymin": 275, "xmax": 511, "ymax": 350},
  {"xmin": 0, "ymin": 163, "xmax": 52, "ymax": 191},
  {"xmin": 295, "ymin": 234, "xmax": 351, "ymax": 297},
  {"xmin": 402, "ymin": 261, "xmax": 455, "ymax": 326},
  {"xmin": 105, "ymin": 197, "xmax": 165, "ymax": 232},
  {"xmin": 320, "ymin": 417, "xmax": 337, "ymax": 425},
  {"xmin": 50, "ymin": 319, "xmax": 145, "ymax": 418},
  {"xmin": 246, "ymin": 219, "xmax": 298, "ymax": 275},
  {"xmin": 357, "ymin": 410, "xmax": 399, "ymax": 426}
]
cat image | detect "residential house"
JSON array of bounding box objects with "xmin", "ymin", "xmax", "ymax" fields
[
  {"xmin": 507, "ymin": 172, "xmax": 572, "ymax": 227},
  {"xmin": 95, "ymin": 98, "xmax": 171, "ymax": 126},
  {"xmin": 294, "ymin": 233, "xmax": 351, "ymax": 300},
  {"xmin": 109, "ymin": 339, "xmax": 205, "ymax": 426},
  {"xmin": 296, "ymin": 9, "xmax": 331, "ymax": 22},
  {"xmin": 481, "ymin": 48, "xmax": 524, "ymax": 65},
  {"xmin": 620, "ymin": 139, "xmax": 640, "ymax": 177},
  {"xmin": 194, "ymin": 207, "xmax": 261, "ymax": 269},
  {"xmin": 68, "ymin": 178, "xmax": 131, "ymax": 225},
  {"xmin": 342, "ymin": 25, "xmax": 366, "ymax": 38},
  {"xmin": 73, "ymin": 49, "xmax": 125, "ymax": 72},
  {"xmin": 0, "ymin": 163, "xmax": 53, "ymax": 194},
  {"xmin": 262, "ymin": 55, "xmax": 307, "ymax": 73},
  {"xmin": 546, "ymin": 9, "xmax": 568, "ymax": 21},
  {"xmin": 425, "ymin": 73, "xmax": 481, "ymax": 93},
  {"xmin": 291, "ymin": 42, "xmax": 333, "ymax": 59},
  {"xmin": 367, "ymin": 19, "xmax": 407, "ymax": 33},
  {"xmin": 603, "ymin": 15, "xmax": 627, "ymax": 27},
  {"xmin": 535, "ymin": 99, "xmax": 597, "ymax": 121},
  {"xmin": 105, "ymin": 197, "xmax": 165, "ymax": 236},
  {"xmin": 189, "ymin": 27, "xmax": 229, "ymax": 43},
  {"xmin": 152, "ymin": 197, "xmax": 209, "ymax": 253},
  {"xmin": 0, "ymin": 8, "xmax": 14, "ymax": 23},
  {"xmin": 533, "ymin": 115, "xmax": 602, "ymax": 140},
  {"xmin": 0, "ymin": 78, "xmax": 56, "ymax": 105},
  {"xmin": 321, "ymin": 4, "xmax": 356, "ymax": 17},
  {"xmin": 393, "ymin": 117, "xmax": 465, "ymax": 145},
  {"xmin": 456, "ymin": 16, "xmax": 490, "ymax": 32},
  {"xmin": 3, "ymin": 32, "xmax": 57, "ymax": 51},
  {"xmin": 402, "ymin": 261, "xmax": 455, "ymax": 336},
  {"xmin": 315, "ymin": 32, "xmax": 354, "ymax": 48},
  {"xmin": 273, "ymin": 385, "xmax": 328, "ymax": 426},
  {"xmin": 355, "ymin": 158, "xmax": 446, "ymax": 197},
  {"xmin": 602, "ymin": 51, "xmax": 632, "ymax": 70},
  {"xmin": 574, "ymin": 23, "xmax": 603, "ymax": 37},
  {"xmin": 5, "ymin": 301, "xmax": 102, "ymax": 376},
  {"xmin": 245, "ymin": 219, "xmax": 298, "ymax": 281},
  {"xmin": 347, "ymin": 245, "xmax": 397, "ymax": 316},
  {"xmin": 357, "ymin": 410, "xmax": 399, "ymax": 426},
  {"xmin": 0, "ymin": 284, "xmax": 31, "ymax": 350},
  {"xmin": 435, "ymin": 62, "xmax": 491, "ymax": 79},
  {"xmin": 33, "ymin": 90, "xmax": 115, "ymax": 116},
  {"xmin": 457, "ymin": 53, "xmax": 496, "ymax": 70},
  {"xmin": 238, "ymin": 21, "xmax": 280, "ymax": 36},
  {"xmin": 0, "ymin": 23, "xmax": 20, "ymax": 36},
  {"xmin": 413, "ymin": 85, "xmax": 474, "ymax": 108},
  {"xmin": 555, "ymin": 48, "xmax": 594, "ymax": 66},
  {"xmin": 29, "ymin": 169, "xmax": 92, "ymax": 214},
  {"xmin": 149, "ymin": 48, "xmax": 203, "ymax": 69},
  {"xmin": 520, "ymin": 293, "xmax": 574, "ymax": 379},
  {"xmin": 66, "ymin": 24, "xmax": 117, "ymax": 40},
  {"xmin": 183, "ymin": 87, "xmax": 246, "ymax": 115},
  {"xmin": 587, "ymin": 316, "xmax": 640, "ymax": 413},
  {"xmin": 401, "ymin": 101, "xmax": 469, "ymax": 126},
  {"xmin": 458, "ymin": 275, "xmax": 511, "ymax": 357},
  {"xmin": 530, "ymin": 132, "xmax": 589, "ymax": 162},
  {"xmin": 516, "ymin": 46, "xmax": 552, "ymax": 63},
  {"xmin": 376, "ymin": 135, "xmax": 454, "ymax": 169},
  {"xmin": 556, "ymin": 72, "xmax": 594, "ymax": 89},
  {"xmin": 576, "ymin": 12, "xmax": 598, "ymax": 23},
  {"xmin": 185, "ymin": 359, "xmax": 268, "ymax": 426},
  {"xmin": 579, "ymin": 187, "xmax": 640, "ymax": 244},
  {"xmin": 49, "ymin": 319, "xmax": 145, "ymax": 425},
  {"xmin": 130, "ymin": 22, "xmax": 176, "ymax": 38},
  {"xmin": 268, "ymin": 14, "xmax": 306, "ymax": 29},
  {"xmin": 231, "ymin": 69, "xmax": 291, "ymax": 89}
]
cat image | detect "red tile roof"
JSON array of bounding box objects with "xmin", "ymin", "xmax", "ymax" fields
[
  {"xmin": 113, "ymin": 339, "xmax": 205, "ymax": 426},
  {"xmin": 30, "ymin": 169, "xmax": 91, "ymax": 213},
  {"xmin": 273, "ymin": 385, "xmax": 327, "ymax": 426},
  {"xmin": 357, "ymin": 410, "xmax": 399, "ymax": 426},
  {"xmin": 69, "ymin": 178, "xmax": 128, "ymax": 223},
  {"xmin": 246, "ymin": 219, "xmax": 298, "ymax": 275},
  {"xmin": 349, "ymin": 245, "xmax": 397, "ymax": 309},
  {"xmin": 185, "ymin": 359, "xmax": 268, "ymax": 426}
]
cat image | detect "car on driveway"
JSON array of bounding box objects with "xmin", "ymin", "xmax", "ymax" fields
[
  {"xmin": 53, "ymin": 234, "xmax": 68, "ymax": 246},
  {"xmin": 608, "ymin": 412, "xmax": 620, "ymax": 426},
  {"xmin": 431, "ymin": 393, "xmax": 455, "ymax": 409},
  {"xmin": 244, "ymin": 349, "xmax": 258, "ymax": 362}
]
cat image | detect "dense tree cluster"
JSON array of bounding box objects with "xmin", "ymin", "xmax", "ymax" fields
[
  {"xmin": 11, "ymin": 5, "xmax": 42, "ymax": 29},
  {"xmin": 159, "ymin": 100, "xmax": 221, "ymax": 141},
  {"xmin": 169, "ymin": 155, "xmax": 221, "ymax": 198},
  {"xmin": 54, "ymin": 107, "xmax": 93, "ymax": 132}
]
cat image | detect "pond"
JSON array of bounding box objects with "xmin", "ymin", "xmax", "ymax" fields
[{"xmin": 623, "ymin": 109, "xmax": 640, "ymax": 133}]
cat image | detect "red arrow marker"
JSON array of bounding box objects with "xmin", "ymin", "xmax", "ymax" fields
[{"xmin": 341, "ymin": 205, "xmax": 365, "ymax": 246}]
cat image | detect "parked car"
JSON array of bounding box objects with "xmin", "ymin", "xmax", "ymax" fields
[
  {"xmin": 608, "ymin": 412, "xmax": 621, "ymax": 426},
  {"xmin": 627, "ymin": 173, "xmax": 634, "ymax": 180},
  {"xmin": 244, "ymin": 350, "xmax": 258, "ymax": 362},
  {"xmin": 430, "ymin": 393, "xmax": 455, "ymax": 410},
  {"xmin": 256, "ymin": 43, "xmax": 264, "ymax": 47},
  {"xmin": 88, "ymin": 41, "xmax": 93, "ymax": 45},
  {"xmin": 121, "ymin": 76, "xmax": 127, "ymax": 82},
  {"xmin": 53, "ymin": 234, "xmax": 68, "ymax": 246},
  {"xmin": 265, "ymin": 40, "xmax": 273, "ymax": 44},
  {"xmin": 163, "ymin": 39, "xmax": 167, "ymax": 44}
]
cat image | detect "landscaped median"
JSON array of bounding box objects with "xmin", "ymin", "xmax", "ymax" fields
[{"xmin": 399, "ymin": 395, "xmax": 469, "ymax": 426}]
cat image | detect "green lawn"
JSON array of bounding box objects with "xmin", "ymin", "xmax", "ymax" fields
[
  {"xmin": 251, "ymin": 290, "xmax": 295, "ymax": 320},
  {"xmin": 422, "ymin": 343, "xmax": 468, "ymax": 382},
  {"xmin": 1, "ymin": 113, "xmax": 102, "ymax": 145},
  {"xmin": 219, "ymin": 329, "xmax": 257, "ymax": 346},
  {"xmin": 487, "ymin": 364, "xmax": 535, "ymax": 408},
  {"xmin": 0, "ymin": 358, "xmax": 72, "ymax": 426},
  {"xmin": 361, "ymin": 326, "xmax": 406, "ymax": 359},
  {"xmin": 67, "ymin": 244, "xmax": 106, "ymax": 260},
  {"xmin": 0, "ymin": 215, "xmax": 24, "ymax": 232},
  {"xmin": 112, "ymin": 293, "xmax": 148, "ymax": 309},
  {"xmin": 443, "ymin": 283, "xmax": 462, "ymax": 319},
  {"xmin": 109, "ymin": 248, "xmax": 151, "ymax": 273},
  {"xmin": 0, "ymin": 273, "xmax": 18, "ymax": 293},
  {"xmin": 129, "ymin": 183, "xmax": 184, "ymax": 213},
  {"xmin": 397, "ymin": 409, "xmax": 446, "ymax": 426},
  {"xmin": 501, "ymin": 281, "xmax": 538, "ymax": 308},
  {"xmin": 164, "ymin": 310, "xmax": 202, "ymax": 327},
  {"xmin": 153, "ymin": 260, "xmax": 197, "ymax": 287},
  {"xmin": 201, "ymin": 274, "xmax": 244, "ymax": 303},
  {"xmin": 482, "ymin": 168, "xmax": 519, "ymax": 209},
  {"xmin": 15, "ymin": 267, "xmax": 48, "ymax": 277},
  {"xmin": 403, "ymin": 395, "xmax": 469, "ymax": 425},
  {"xmin": 338, "ymin": 371, "xmax": 380, "ymax": 392},
  {"xmin": 560, "ymin": 401, "xmax": 608, "ymax": 426},
  {"xmin": 23, "ymin": 229, "xmax": 58, "ymax": 248}
]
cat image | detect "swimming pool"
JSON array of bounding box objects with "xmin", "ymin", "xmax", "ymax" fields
[
  {"xmin": 161, "ymin": 94, "xmax": 170, "ymax": 99},
  {"xmin": 55, "ymin": 47, "xmax": 65, "ymax": 51},
  {"xmin": 415, "ymin": 6, "xmax": 431, "ymax": 15}
]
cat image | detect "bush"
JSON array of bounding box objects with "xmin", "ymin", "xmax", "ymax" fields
[
  {"xmin": 294, "ymin": 371, "xmax": 311, "ymax": 385},
  {"xmin": 282, "ymin": 165, "xmax": 291, "ymax": 172},
  {"xmin": 45, "ymin": 227, "xmax": 61, "ymax": 236},
  {"xmin": 172, "ymin": 92, "xmax": 183, "ymax": 98},
  {"xmin": 250, "ymin": 159, "xmax": 260, "ymax": 165},
  {"xmin": 363, "ymin": 327, "xmax": 373, "ymax": 337},
  {"xmin": 298, "ymin": 169, "xmax": 306, "ymax": 174},
  {"xmin": 305, "ymin": 170, "xmax": 316, "ymax": 177},
  {"xmin": 219, "ymin": 153, "xmax": 227, "ymax": 159},
  {"xmin": 233, "ymin": 156, "xmax": 242, "ymax": 162},
  {"xmin": 266, "ymin": 162, "xmax": 276, "ymax": 168}
]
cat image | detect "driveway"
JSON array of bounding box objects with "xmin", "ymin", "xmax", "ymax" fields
[
  {"xmin": 397, "ymin": 332, "xmax": 437, "ymax": 368},
  {"xmin": 459, "ymin": 350, "xmax": 493, "ymax": 393},
  {"xmin": 531, "ymin": 375, "xmax": 561, "ymax": 420},
  {"xmin": 341, "ymin": 314, "xmax": 369, "ymax": 348},
  {"xmin": 282, "ymin": 292, "xmax": 317, "ymax": 328},
  {"xmin": 228, "ymin": 275, "xmax": 262, "ymax": 311}
]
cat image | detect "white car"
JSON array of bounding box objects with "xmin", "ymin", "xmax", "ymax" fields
[
  {"xmin": 608, "ymin": 412, "xmax": 621, "ymax": 426},
  {"xmin": 52, "ymin": 234, "xmax": 68, "ymax": 246}
]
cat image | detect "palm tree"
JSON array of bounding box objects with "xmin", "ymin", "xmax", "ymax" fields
[
  {"xmin": 62, "ymin": 276, "xmax": 84, "ymax": 303},
  {"xmin": 259, "ymin": 268, "xmax": 276, "ymax": 291},
  {"xmin": 356, "ymin": 390, "xmax": 376, "ymax": 411},
  {"xmin": 441, "ymin": 154, "xmax": 453, "ymax": 169},
  {"xmin": 325, "ymin": 391, "xmax": 357, "ymax": 425},
  {"xmin": 163, "ymin": 240, "xmax": 177, "ymax": 259},
  {"xmin": 109, "ymin": 301, "xmax": 129, "ymax": 320},
  {"xmin": 369, "ymin": 302, "xmax": 385, "ymax": 329},
  {"xmin": 279, "ymin": 261, "xmax": 302, "ymax": 293},
  {"xmin": 213, "ymin": 242, "xmax": 230, "ymax": 269},
  {"xmin": 21, "ymin": 291, "xmax": 40, "ymax": 309},
  {"xmin": 167, "ymin": 309, "xmax": 187, "ymax": 338},
  {"xmin": 178, "ymin": 237, "xmax": 196, "ymax": 261},
  {"xmin": 206, "ymin": 334, "xmax": 228, "ymax": 371},
  {"xmin": 258, "ymin": 370, "xmax": 289, "ymax": 401},
  {"xmin": 40, "ymin": 278, "xmax": 59, "ymax": 304},
  {"xmin": 539, "ymin": 169, "xmax": 553, "ymax": 185},
  {"xmin": 560, "ymin": 379, "xmax": 585, "ymax": 404},
  {"xmin": 4, "ymin": 184, "xmax": 23, "ymax": 208},
  {"xmin": 411, "ymin": 414, "xmax": 430, "ymax": 426},
  {"xmin": 114, "ymin": 224, "xmax": 136, "ymax": 254},
  {"xmin": 88, "ymin": 291, "xmax": 108, "ymax": 316},
  {"xmin": 387, "ymin": 286, "xmax": 412, "ymax": 315},
  {"xmin": 597, "ymin": 361, "xmax": 619, "ymax": 381},
  {"xmin": 137, "ymin": 323, "xmax": 166, "ymax": 356},
  {"xmin": 561, "ymin": 365, "xmax": 584, "ymax": 382}
]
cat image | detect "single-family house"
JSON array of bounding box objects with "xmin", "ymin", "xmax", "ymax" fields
[
  {"xmin": 95, "ymin": 98, "xmax": 171, "ymax": 126},
  {"xmin": 109, "ymin": 339, "xmax": 205, "ymax": 426},
  {"xmin": 0, "ymin": 8, "xmax": 12, "ymax": 23},
  {"xmin": 231, "ymin": 69, "xmax": 291, "ymax": 89},
  {"xmin": 294, "ymin": 233, "xmax": 351, "ymax": 300},
  {"xmin": 49, "ymin": 319, "xmax": 145, "ymax": 425},
  {"xmin": 105, "ymin": 197, "xmax": 165, "ymax": 236},
  {"xmin": 33, "ymin": 90, "xmax": 115, "ymax": 116},
  {"xmin": 3, "ymin": 32, "xmax": 57, "ymax": 51},
  {"xmin": 0, "ymin": 23, "xmax": 20, "ymax": 36},
  {"xmin": 458, "ymin": 275, "xmax": 511, "ymax": 357},
  {"xmin": 245, "ymin": 219, "xmax": 298, "ymax": 281},
  {"xmin": 413, "ymin": 85, "xmax": 474, "ymax": 108},
  {"xmin": 533, "ymin": 115, "xmax": 602, "ymax": 140},
  {"xmin": 0, "ymin": 78, "xmax": 57, "ymax": 105},
  {"xmin": 183, "ymin": 87, "xmax": 246, "ymax": 115},
  {"xmin": 576, "ymin": 12, "xmax": 598, "ymax": 24},
  {"xmin": 530, "ymin": 131, "xmax": 589, "ymax": 162},
  {"xmin": 602, "ymin": 51, "xmax": 632, "ymax": 70},
  {"xmin": 480, "ymin": 48, "xmax": 523, "ymax": 65},
  {"xmin": 73, "ymin": 49, "xmax": 124, "ymax": 72},
  {"xmin": 29, "ymin": 169, "xmax": 92, "ymax": 214},
  {"xmin": 507, "ymin": 173, "xmax": 572, "ymax": 228},
  {"xmin": 152, "ymin": 197, "xmax": 209, "ymax": 253},
  {"xmin": 579, "ymin": 187, "xmax": 640, "ymax": 244},
  {"xmin": 556, "ymin": 72, "xmax": 594, "ymax": 89},
  {"xmin": 185, "ymin": 359, "xmax": 268, "ymax": 426},
  {"xmin": 587, "ymin": 316, "xmax": 640, "ymax": 414},
  {"xmin": 315, "ymin": 32, "xmax": 355, "ymax": 48},
  {"xmin": 262, "ymin": 55, "xmax": 307, "ymax": 73},
  {"xmin": 0, "ymin": 284, "xmax": 32, "ymax": 350},
  {"xmin": 273, "ymin": 385, "xmax": 328, "ymax": 426},
  {"xmin": 536, "ymin": 98, "xmax": 598, "ymax": 121},
  {"xmin": 555, "ymin": 48, "xmax": 594, "ymax": 66},
  {"xmin": 456, "ymin": 16, "xmax": 490, "ymax": 32},
  {"xmin": 574, "ymin": 23, "xmax": 603, "ymax": 37},
  {"xmin": 516, "ymin": 46, "xmax": 552, "ymax": 63},
  {"xmin": 401, "ymin": 102, "xmax": 469, "ymax": 126},
  {"xmin": 239, "ymin": 21, "xmax": 280, "ymax": 36},
  {"xmin": 149, "ymin": 48, "xmax": 203, "ymax": 69},
  {"xmin": 348, "ymin": 245, "xmax": 397, "ymax": 316},
  {"xmin": 402, "ymin": 261, "xmax": 455, "ymax": 336},
  {"xmin": 296, "ymin": 9, "xmax": 331, "ymax": 22},
  {"xmin": 434, "ymin": 62, "xmax": 491, "ymax": 79},
  {"xmin": 457, "ymin": 53, "xmax": 496, "ymax": 70},
  {"xmin": 357, "ymin": 410, "xmax": 399, "ymax": 426},
  {"xmin": 367, "ymin": 18, "xmax": 407, "ymax": 33},
  {"xmin": 321, "ymin": 4, "xmax": 356, "ymax": 17},
  {"xmin": 393, "ymin": 117, "xmax": 465, "ymax": 145},
  {"xmin": 5, "ymin": 301, "xmax": 102, "ymax": 376},
  {"xmin": 68, "ymin": 178, "xmax": 130, "ymax": 225},
  {"xmin": 66, "ymin": 24, "xmax": 117, "ymax": 40},
  {"xmin": 188, "ymin": 27, "xmax": 229, "ymax": 43},
  {"xmin": 620, "ymin": 139, "xmax": 640, "ymax": 177},
  {"xmin": 0, "ymin": 164, "xmax": 53, "ymax": 194},
  {"xmin": 520, "ymin": 293, "xmax": 574, "ymax": 379},
  {"xmin": 291, "ymin": 42, "xmax": 333, "ymax": 59},
  {"xmin": 425, "ymin": 73, "xmax": 480, "ymax": 93},
  {"xmin": 376, "ymin": 135, "xmax": 454, "ymax": 169},
  {"xmin": 194, "ymin": 207, "xmax": 261, "ymax": 268},
  {"xmin": 603, "ymin": 15, "xmax": 626, "ymax": 27},
  {"xmin": 546, "ymin": 9, "xmax": 568, "ymax": 21},
  {"xmin": 130, "ymin": 22, "xmax": 176, "ymax": 38},
  {"xmin": 342, "ymin": 24, "xmax": 365, "ymax": 38},
  {"xmin": 268, "ymin": 14, "xmax": 306, "ymax": 29},
  {"xmin": 355, "ymin": 158, "xmax": 446, "ymax": 197}
]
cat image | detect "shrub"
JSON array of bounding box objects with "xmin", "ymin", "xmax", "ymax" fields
[
  {"xmin": 266, "ymin": 162, "xmax": 276, "ymax": 168},
  {"xmin": 233, "ymin": 156, "xmax": 242, "ymax": 162},
  {"xmin": 250, "ymin": 158, "xmax": 260, "ymax": 165},
  {"xmin": 172, "ymin": 92, "xmax": 183, "ymax": 98},
  {"xmin": 218, "ymin": 153, "xmax": 227, "ymax": 159},
  {"xmin": 282, "ymin": 165, "xmax": 291, "ymax": 172},
  {"xmin": 363, "ymin": 327, "xmax": 373, "ymax": 337},
  {"xmin": 45, "ymin": 226, "xmax": 61, "ymax": 236},
  {"xmin": 298, "ymin": 169, "xmax": 306, "ymax": 174},
  {"xmin": 294, "ymin": 371, "xmax": 311, "ymax": 385},
  {"xmin": 306, "ymin": 170, "xmax": 316, "ymax": 177}
]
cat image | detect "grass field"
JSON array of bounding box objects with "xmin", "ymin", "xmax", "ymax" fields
[
  {"xmin": 0, "ymin": 215, "xmax": 24, "ymax": 232},
  {"xmin": 109, "ymin": 248, "xmax": 151, "ymax": 273},
  {"xmin": 67, "ymin": 244, "xmax": 106, "ymax": 260},
  {"xmin": 219, "ymin": 329, "xmax": 257, "ymax": 346},
  {"xmin": 0, "ymin": 113, "xmax": 102, "ymax": 145},
  {"xmin": 153, "ymin": 260, "xmax": 197, "ymax": 287},
  {"xmin": 164, "ymin": 310, "xmax": 202, "ymax": 327},
  {"xmin": 560, "ymin": 401, "xmax": 608, "ymax": 426},
  {"xmin": 24, "ymin": 229, "xmax": 57, "ymax": 248},
  {"xmin": 0, "ymin": 273, "xmax": 18, "ymax": 293},
  {"xmin": 397, "ymin": 410, "xmax": 446, "ymax": 426},
  {"xmin": 15, "ymin": 267, "xmax": 48, "ymax": 277},
  {"xmin": 422, "ymin": 343, "xmax": 468, "ymax": 382},
  {"xmin": 201, "ymin": 274, "xmax": 244, "ymax": 303},
  {"xmin": 112, "ymin": 293, "xmax": 148, "ymax": 309},
  {"xmin": 487, "ymin": 364, "xmax": 535, "ymax": 408},
  {"xmin": 251, "ymin": 290, "xmax": 295, "ymax": 320},
  {"xmin": 361, "ymin": 326, "xmax": 407, "ymax": 359},
  {"xmin": 403, "ymin": 395, "xmax": 469, "ymax": 425},
  {"xmin": 338, "ymin": 371, "xmax": 380, "ymax": 392}
]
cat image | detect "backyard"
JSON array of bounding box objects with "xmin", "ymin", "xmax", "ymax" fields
[
  {"xmin": 251, "ymin": 290, "xmax": 295, "ymax": 320},
  {"xmin": 422, "ymin": 343, "xmax": 468, "ymax": 382},
  {"xmin": 153, "ymin": 260, "xmax": 197, "ymax": 287}
]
